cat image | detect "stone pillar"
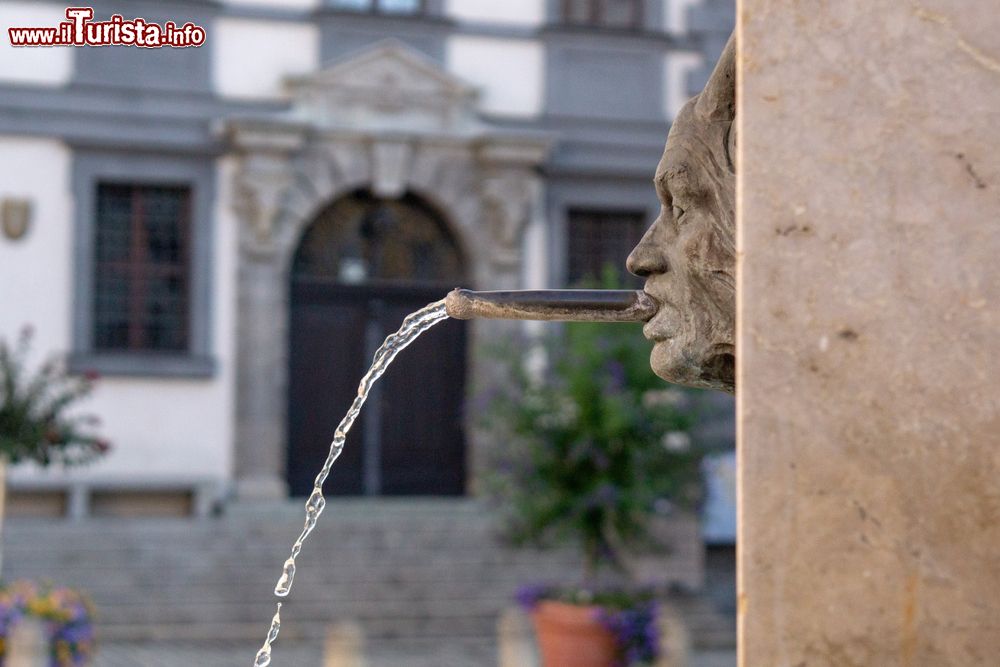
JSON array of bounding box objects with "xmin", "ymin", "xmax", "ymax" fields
[
  {"xmin": 323, "ymin": 620, "xmax": 366, "ymax": 667},
  {"xmin": 497, "ymin": 607, "xmax": 539, "ymax": 667},
  {"xmin": 230, "ymin": 132, "xmax": 304, "ymax": 500},
  {"xmin": 7, "ymin": 619, "xmax": 46, "ymax": 667},
  {"xmin": 738, "ymin": 2, "xmax": 1000, "ymax": 665},
  {"xmin": 234, "ymin": 256, "xmax": 290, "ymax": 499}
]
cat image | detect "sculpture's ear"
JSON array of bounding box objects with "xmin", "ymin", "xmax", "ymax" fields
[
  {"xmin": 695, "ymin": 32, "xmax": 736, "ymax": 122},
  {"xmin": 726, "ymin": 119, "xmax": 737, "ymax": 172}
]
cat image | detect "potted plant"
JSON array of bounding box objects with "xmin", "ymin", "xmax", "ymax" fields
[
  {"xmin": 0, "ymin": 327, "xmax": 109, "ymax": 561},
  {"xmin": 475, "ymin": 298, "xmax": 705, "ymax": 666},
  {"xmin": 0, "ymin": 326, "xmax": 109, "ymax": 468},
  {"xmin": 0, "ymin": 328, "xmax": 108, "ymax": 665},
  {"xmin": 0, "ymin": 580, "xmax": 97, "ymax": 666}
]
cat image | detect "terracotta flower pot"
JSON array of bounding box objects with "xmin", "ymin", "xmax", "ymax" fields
[{"xmin": 532, "ymin": 600, "xmax": 618, "ymax": 667}]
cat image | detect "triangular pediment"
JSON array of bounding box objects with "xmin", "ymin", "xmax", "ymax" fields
[
  {"xmin": 303, "ymin": 40, "xmax": 475, "ymax": 100},
  {"xmin": 286, "ymin": 40, "xmax": 479, "ymax": 132}
]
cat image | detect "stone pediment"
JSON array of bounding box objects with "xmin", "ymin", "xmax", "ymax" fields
[{"xmin": 286, "ymin": 40, "xmax": 479, "ymax": 133}]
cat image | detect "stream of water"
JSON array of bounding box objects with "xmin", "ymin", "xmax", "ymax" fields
[{"xmin": 253, "ymin": 299, "xmax": 450, "ymax": 667}]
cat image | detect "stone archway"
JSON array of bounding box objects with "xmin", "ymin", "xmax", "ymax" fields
[{"xmin": 225, "ymin": 41, "xmax": 550, "ymax": 498}]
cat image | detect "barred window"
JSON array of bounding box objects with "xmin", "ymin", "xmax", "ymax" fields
[
  {"xmin": 93, "ymin": 183, "xmax": 191, "ymax": 353},
  {"xmin": 561, "ymin": 0, "xmax": 643, "ymax": 29},
  {"xmin": 566, "ymin": 208, "xmax": 647, "ymax": 287},
  {"xmin": 329, "ymin": 0, "xmax": 425, "ymax": 14}
]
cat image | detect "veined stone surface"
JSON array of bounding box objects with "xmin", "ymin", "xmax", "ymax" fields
[{"xmin": 738, "ymin": 1, "xmax": 1000, "ymax": 665}]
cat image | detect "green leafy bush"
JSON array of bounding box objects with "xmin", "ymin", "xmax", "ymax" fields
[
  {"xmin": 0, "ymin": 327, "xmax": 109, "ymax": 466},
  {"xmin": 474, "ymin": 311, "xmax": 705, "ymax": 580}
]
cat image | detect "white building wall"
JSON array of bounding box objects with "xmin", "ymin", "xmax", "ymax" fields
[
  {"xmin": 222, "ymin": 0, "xmax": 318, "ymax": 9},
  {"xmin": 444, "ymin": 0, "xmax": 545, "ymax": 27},
  {"xmin": 0, "ymin": 137, "xmax": 235, "ymax": 485},
  {"xmin": 446, "ymin": 36, "xmax": 543, "ymax": 117},
  {"xmin": 0, "ymin": 3, "xmax": 74, "ymax": 86},
  {"xmin": 212, "ymin": 18, "xmax": 320, "ymax": 99},
  {"xmin": 0, "ymin": 138, "xmax": 74, "ymax": 355},
  {"xmin": 664, "ymin": 51, "xmax": 703, "ymax": 119},
  {"xmin": 664, "ymin": 0, "xmax": 703, "ymax": 34}
]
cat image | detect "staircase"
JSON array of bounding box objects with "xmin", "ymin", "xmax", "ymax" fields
[{"xmin": 2, "ymin": 499, "xmax": 730, "ymax": 647}]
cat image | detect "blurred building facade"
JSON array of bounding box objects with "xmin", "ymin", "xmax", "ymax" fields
[
  {"xmin": 0, "ymin": 0, "xmax": 734, "ymax": 515},
  {"xmin": 0, "ymin": 0, "xmax": 740, "ymax": 653}
]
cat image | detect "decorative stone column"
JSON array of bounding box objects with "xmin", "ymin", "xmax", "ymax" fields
[
  {"xmin": 230, "ymin": 124, "xmax": 306, "ymax": 499},
  {"xmin": 738, "ymin": 3, "xmax": 1000, "ymax": 664}
]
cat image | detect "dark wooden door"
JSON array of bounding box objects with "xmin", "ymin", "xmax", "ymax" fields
[{"xmin": 287, "ymin": 281, "xmax": 467, "ymax": 497}]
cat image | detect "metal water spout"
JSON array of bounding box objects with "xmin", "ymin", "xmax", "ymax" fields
[{"xmin": 444, "ymin": 289, "xmax": 657, "ymax": 323}]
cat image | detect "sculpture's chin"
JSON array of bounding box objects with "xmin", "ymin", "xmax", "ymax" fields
[
  {"xmin": 650, "ymin": 341, "xmax": 735, "ymax": 394},
  {"xmin": 700, "ymin": 352, "xmax": 735, "ymax": 393}
]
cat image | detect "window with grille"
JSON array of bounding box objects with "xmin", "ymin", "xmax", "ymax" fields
[
  {"xmin": 328, "ymin": 0, "xmax": 425, "ymax": 15},
  {"xmin": 93, "ymin": 183, "xmax": 191, "ymax": 353},
  {"xmin": 566, "ymin": 208, "xmax": 647, "ymax": 287},
  {"xmin": 561, "ymin": 0, "xmax": 643, "ymax": 29}
]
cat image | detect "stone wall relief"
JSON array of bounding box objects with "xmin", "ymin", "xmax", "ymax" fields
[
  {"xmin": 370, "ymin": 139, "xmax": 414, "ymax": 199},
  {"xmin": 480, "ymin": 170, "xmax": 538, "ymax": 270},
  {"xmin": 229, "ymin": 126, "xmax": 305, "ymax": 262}
]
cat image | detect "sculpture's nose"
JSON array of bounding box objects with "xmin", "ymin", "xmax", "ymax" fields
[{"xmin": 626, "ymin": 233, "xmax": 668, "ymax": 278}]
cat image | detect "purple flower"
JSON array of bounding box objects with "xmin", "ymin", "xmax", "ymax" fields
[
  {"xmin": 602, "ymin": 360, "xmax": 626, "ymax": 393},
  {"xmin": 593, "ymin": 450, "xmax": 610, "ymax": 471},
  {"xmin": 0, "ymin": 581, "xmax": 96, "ymax": 667},
  {"xmin": 466, "ymin": 385, "xmax": 502, "ymax": 416},
  {"xmin": 514, "ymin": 583, "xmax": 551, "ymax": 611},
  {"xmin": 592, "ymin": 484, "xmax": 619, "ymax": 507},
  {"xmin": 595, "ymin": 600, "xmax": 660, "ymax": 666}
]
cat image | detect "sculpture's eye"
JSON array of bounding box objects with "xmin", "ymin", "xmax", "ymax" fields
[{"xmin": 672, "ymin": 205, "xmax": 685, "ymax": 221}]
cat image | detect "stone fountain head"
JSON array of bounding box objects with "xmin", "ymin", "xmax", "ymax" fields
[{"xmin": 626, "ymin": 33, "xmax": 737, "ymax": 394}]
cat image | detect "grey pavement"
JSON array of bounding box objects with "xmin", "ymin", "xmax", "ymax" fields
[
  {"xmin": 94, "ymin": 641, "xmax": 735, "ymax": 666},
  {"xmin": 691, "ymin": 650, "xmax": 737, "ymax": 667},
  {"xmin": 96, "ymin": 640, "xmax": 493, "ymax": 667}
]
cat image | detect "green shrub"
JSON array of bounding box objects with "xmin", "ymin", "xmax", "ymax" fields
[
  {"xmin": 474, "ymin": 283, "xmax": 704, "ymax": 580},
  {"xmin": 0, "ymin": 327, "xmax": 109, "ymax": 467}
]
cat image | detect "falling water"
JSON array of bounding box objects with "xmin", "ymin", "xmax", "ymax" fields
[
  {"xmin": 252, "ymin": 299, "xmax": 449, "ymax": 666},
  {"xmin": 253, "ymin": 603, "xmax": 282, "ymax": 667}
]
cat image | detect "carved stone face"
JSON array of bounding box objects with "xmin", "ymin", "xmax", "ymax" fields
[{"xmin": 626, "ymin": 35, "xmax": 736, "ymax": 393}]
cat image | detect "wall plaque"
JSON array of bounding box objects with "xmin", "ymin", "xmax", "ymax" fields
[{"xmin": 2, "ymin": 199, "xmax": 32, "ymax": 241}]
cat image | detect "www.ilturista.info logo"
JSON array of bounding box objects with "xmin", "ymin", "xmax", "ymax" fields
[{"xmin": 8, "ymin": 7, "xmax": 206, "ymax": 48}]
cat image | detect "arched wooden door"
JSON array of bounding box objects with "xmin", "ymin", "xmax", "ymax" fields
[{"xmin": 287, "ymin": 190, "xmax": 468, "ymax": 497}]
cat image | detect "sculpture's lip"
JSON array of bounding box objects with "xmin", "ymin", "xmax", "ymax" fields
[
  {"xmin": 642, "ymin": 297, "xmax": 678, "ymax": 340},
  {"xmin": 644, "ymin": 331, "xmax": 674, "ymax": 343},
  {"xmin": 643, "ymin": 319, "xmax": 675, "ymax": 342}
]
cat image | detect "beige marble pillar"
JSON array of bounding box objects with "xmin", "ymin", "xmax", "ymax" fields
[
  {"xmin": 737, "ymin": 2, "xmax": 1000, "ymax": 665},
  {"xmin": 8, "ymin": 619, "xmax": 46, "ymax": 667}
]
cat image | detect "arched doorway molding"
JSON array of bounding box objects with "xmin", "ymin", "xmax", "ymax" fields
[
  {"xmin": 226, "ymin": 41, "xmax": 550, "ymax": 498},
  {"xmin": 290, "ymin": 187, "xmax": 470, "ymax": 286},
  {"xmin": 279, "ymin": 165, "xmax": 478, "ymax": 288}
]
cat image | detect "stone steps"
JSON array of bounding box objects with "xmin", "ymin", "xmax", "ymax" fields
[{"xmin": 1, "ymin": 499, "xmax": 733, "ymax": 647}]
